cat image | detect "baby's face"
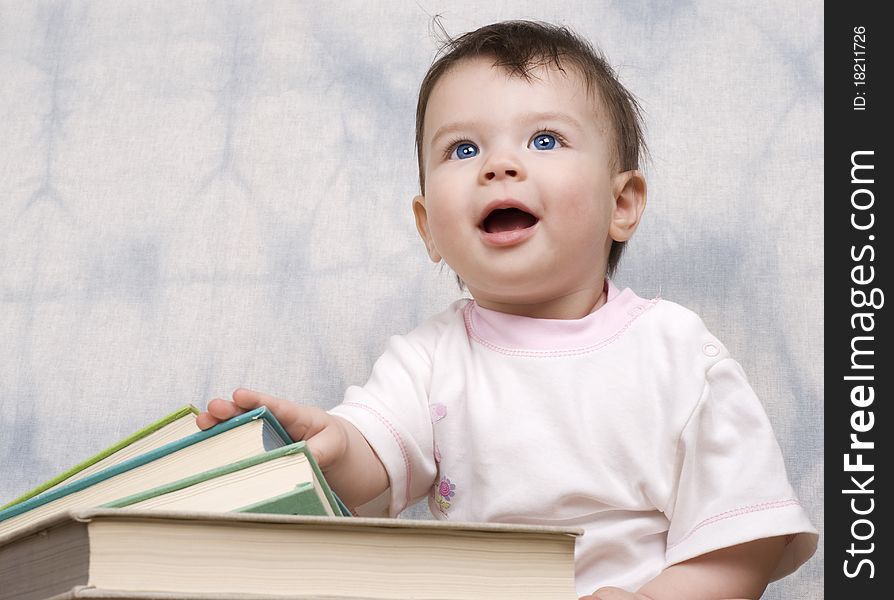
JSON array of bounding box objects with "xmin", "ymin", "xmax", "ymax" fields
[{"xmin": 414, "ymin": 57, "xmax": 643, "ymax": 318}]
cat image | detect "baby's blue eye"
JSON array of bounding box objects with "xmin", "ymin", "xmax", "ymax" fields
[
  {"xmin": 530, "ymin": 134, "xmax": 560, "ymax": 151},
  {"xmin": 451, "ymin": 142, "xmax": 479, "ymax": 160}
]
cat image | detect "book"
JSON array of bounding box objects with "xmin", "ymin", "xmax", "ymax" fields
[
  {"xmin": 1, "ymin": 406, "xmax": 201, "ymax": 510},
  {"xmin": 101, "ymin": 442, "xmax": 343, "ymax": 517},
  {"xmin": 0, "ymin": 508, "xmax": 581, "ymax": 600},
  {"xmin": 0, "ymin": 407, "xmax": 293, "ymax": 539}
]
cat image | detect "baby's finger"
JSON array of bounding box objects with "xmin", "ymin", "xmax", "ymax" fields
[
  {"xmin": 195, "ymin": 411, "xmax": 223, "ymax": 430},
  {"xmin": 231, "ymin": 388, "xmax": 282, "ymax": 411},
  {"xmin": 230, "ymin": 388, "xmax": 321, "ymax": 443},
  {"xmin": 588, "ymin": 587, "xmax": 641, "ymax": 600},
  {"xmin": 205, "ymin": 397, "xmax": 247, "ymax": 421}
]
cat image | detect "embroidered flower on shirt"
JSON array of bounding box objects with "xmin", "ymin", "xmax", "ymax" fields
[
  {"xmin": 430, "ymin": 403, "xmax": 447, "ymax": 423},
  {"xmin": 434, "ymin": 476, "xmax": 456, "ymax": 514}
]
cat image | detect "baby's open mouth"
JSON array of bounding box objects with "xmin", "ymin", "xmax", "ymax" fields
[{"xmin": 480, "ymin": 208, "xmax": 539, "ymax": 234}]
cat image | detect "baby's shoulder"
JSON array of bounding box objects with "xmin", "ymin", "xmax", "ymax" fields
[
  {"xmin": 638, "ymin": 297, "xmax": 729, "ymax": 363},
  {"xmin": 648, "ymin": 297, "xmax": 711, "ymax": 333}
]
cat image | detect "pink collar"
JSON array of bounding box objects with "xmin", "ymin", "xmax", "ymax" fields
[{"xmin": 464, "ymin": 280, "xmax": 657, "ymax": 356}]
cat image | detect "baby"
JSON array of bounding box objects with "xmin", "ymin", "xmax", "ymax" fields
[{"xmin": 199, "ymin": 20, "xmax": 817, "ymax": 599}]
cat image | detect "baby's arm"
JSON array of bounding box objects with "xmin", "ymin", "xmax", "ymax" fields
[
  {"xmin": 198, "ymin": 388, "xmax": 388, "ymax": 508},
  {"xmin": 582, "ymin": 536, "xmax": 787, "ymax": 600}
]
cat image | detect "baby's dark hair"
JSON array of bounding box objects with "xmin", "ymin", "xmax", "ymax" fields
[{"xmin": 414, "ymin": 20, "xmax": 646, "ymax": 276}]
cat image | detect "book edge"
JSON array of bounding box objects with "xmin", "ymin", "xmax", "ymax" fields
[
  {"xmin": 100, "ymin": 443, "xmax": 312, "ymax": 509},
  {"xmin": 49, "ymin": 586, "xmax": 437, "ymax": 600},
  {"xmin": 75, "ymin": 507, "xmax": 583, "ymax": 536},
  {"xmin": 0, "ymin": 407, "xmax": 276, "ymax": 522},
  {"xmin": 0, "ymin": 406, "xmax": 200, "ymax": 510}
]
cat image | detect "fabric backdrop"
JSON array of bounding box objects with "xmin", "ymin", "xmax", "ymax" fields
[{"xmin": 0, "ymin": 1, "xmax": 822, "ymax": 598}]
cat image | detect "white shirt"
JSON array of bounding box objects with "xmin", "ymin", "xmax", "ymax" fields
[{"xmin": 330, "ymin": 282, "xmax": 818, "ymax": 594}]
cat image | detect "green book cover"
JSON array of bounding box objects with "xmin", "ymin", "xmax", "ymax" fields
[
  {"xmin": 237, "ymin": 481, "xmax": 328, "ymax": 516},
  {"xmin": 1, "ymin": 405, "xmax": 200, "ymax": 510}
]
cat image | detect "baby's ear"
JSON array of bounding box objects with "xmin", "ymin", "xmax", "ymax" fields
[
  {"xmin": 609, "ymin": 170, "xmax": 647, "ymax": 242},
  {"xmin": 412, "ymin": 195, "xmax": 442, "ymax": 263}
]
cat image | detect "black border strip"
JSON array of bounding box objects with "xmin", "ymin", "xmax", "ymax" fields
[{"xmin": 826, "ymin": 3, "xmax": 890, "ymax": 595}]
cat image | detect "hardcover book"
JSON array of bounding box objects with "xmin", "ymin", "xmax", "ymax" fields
[
  {"xmin": 101, "ymin": 441, "xmax": 344, "ymax": 517},
  {"xmin": 0, "ymin": 508, "xmax": 581, "ymax": 600},
  {"xmin": 1, "ymin": 406, "xmax": 201, "ymax": 510},
  {"xmin": 0, "ymin": 407, "xmax": 293, "ymax": 538}
]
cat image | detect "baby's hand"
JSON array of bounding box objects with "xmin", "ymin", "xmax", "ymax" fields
[
  {"xmin": 199, "ymin": 388, "xmax": 389, "ymax": 507},
  {"xmin": 582, "ymin": 587, "xmax": 750, "ymax": 600},
  {"xmin": 580, "ymin": 589, "xmax": 650, "ymax": 600},
  {"xmin": 197, "ymin": 388, "xmax": 348, "ymax": 470}
]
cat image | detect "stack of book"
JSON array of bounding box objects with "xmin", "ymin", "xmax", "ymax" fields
[
  {"xmin": 0, "ymin": 405, "xmax": 348, "ymax": 533},
  {"xmin": 0, "ymin": 406, "xmax": 580, "ymax": 600}
]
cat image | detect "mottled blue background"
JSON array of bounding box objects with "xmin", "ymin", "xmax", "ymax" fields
[{"xmin": 0, "ymin": 1, "xmax": 822, "ymax": 597}]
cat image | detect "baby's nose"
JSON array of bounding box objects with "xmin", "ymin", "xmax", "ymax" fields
[
  {"xmin": 480, "ymin": 152, "xmax": 526, "ymax": 183},
  {"xmin": 484, "ymin": 167, "xmax": 518, "ymax": 180}
]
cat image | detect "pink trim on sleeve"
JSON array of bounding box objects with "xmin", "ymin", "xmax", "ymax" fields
[
  {"xmin": 667, "ymin": 499, "xmax": 804, "ymax": 550},
  {"xmin": 341, "ymin": 401, "xmax": 413, "ymax": 508}
]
